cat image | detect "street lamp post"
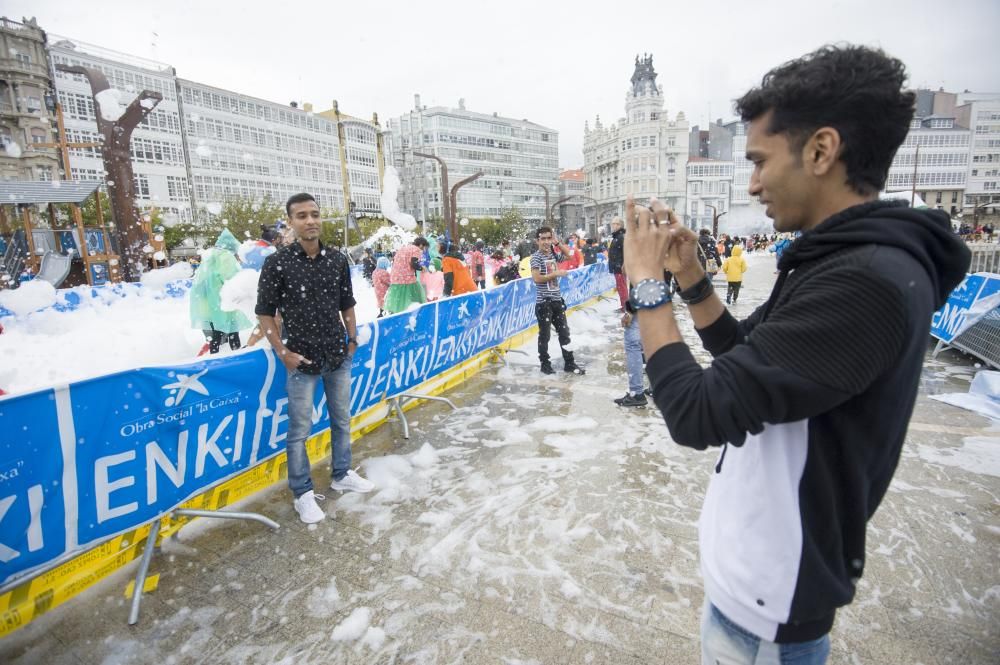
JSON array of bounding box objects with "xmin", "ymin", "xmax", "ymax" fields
[
  {"xmin": 575, "ymin": 196, "xmax": 602, "ymax": 237},
  {"xmin": 549, "ymin": 196, "xmax": 575, "ymax": 236},
  {"xmin": 449, "ymin": 171, "xmax": 483, "ymax": 243},
  {"xmin": 413, "ymin": 151, "xmax": 450, "ymax": 235},
  {"xmin": 705, "ymin": 203, "xmax": 727, "ymax": 238},
  {"xmin": 527, "ymin": 182, "xmax": 551, "ymax": 222}
]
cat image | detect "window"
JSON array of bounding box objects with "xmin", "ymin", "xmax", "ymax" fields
[
  {"xmin": 668, "ymin": 135, "xmax": 675, "ymax": 148},
  {"xmin": 952, "ymin": 191, "xmax": 958, "ymax": 203},
  {"xmin": 133, "ymin": 174, "xmax": 150, "ymax": 198},
  {"xmin": 936, "ymin": 192, "xmax": 942, "ymax": 203},
  {"xmin": 37, "ymin": 166, "xmax": 52, "ymax": 181},
  {"xmin": 31, "ymin": 128, "xmax": 47, "ymax": 144},
  {"xmin": 14, "ymin": 52, "xmax": 31, "ymax": 65},
  {"xmin": 167, "ymin": 176, "xmax": 188, "ymax": 201},
  {"xmin": 26, "ymin": 97, "xmax": 42, "ymax": 113}
]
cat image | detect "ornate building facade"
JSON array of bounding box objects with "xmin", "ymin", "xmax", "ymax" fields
[{"xmin": 582, "ymin": 55, "xmax": 689, "ymax": 231}]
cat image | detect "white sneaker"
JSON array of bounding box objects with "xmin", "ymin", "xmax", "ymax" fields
[
  {"xmin": 330, "ymin": 469, "xmax": 374, "ymax": 493},
  {"xmin": 293, "ymin": 490, "xmax": 326, "ymax": 524}
]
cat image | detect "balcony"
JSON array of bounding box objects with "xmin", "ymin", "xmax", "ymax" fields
[
  {"xmin": 0, "ymin": 57, "xmax": 50, "ymax": 80},
  {"xmin": 0, "ymin": 18, "xmax": 45, "ymax": 39}
]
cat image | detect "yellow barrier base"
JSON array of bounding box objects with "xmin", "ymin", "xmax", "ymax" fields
[{"xmin": 0, "ymin": 290, "xmax": 614, "ymax": 637}]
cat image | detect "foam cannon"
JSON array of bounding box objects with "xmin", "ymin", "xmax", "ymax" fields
[{"xmin": 55, "ymin": 64, "xmax": 163, "ymax": 282}]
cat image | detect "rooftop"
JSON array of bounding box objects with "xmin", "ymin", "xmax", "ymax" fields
[{"xmin": 0, "ymin": 179, "xmax": 100, "ymax": 205}]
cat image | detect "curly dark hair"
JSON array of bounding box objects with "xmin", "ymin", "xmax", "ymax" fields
[{"xmin": 735, "ymin": 45, "xmax": 915, "ymax": 196}]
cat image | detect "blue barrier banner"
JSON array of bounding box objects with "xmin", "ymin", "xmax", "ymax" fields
[
  {"xmin": 931, "ymin": 273, "xmax": 1000, "ymax": 343},
  {"xmin": 0, "ymin": 389, "xmax": 65, "ymax": 579},
  {"xmin": 0, "ymin": 265, "xmax": 613, "ymax": 588}
]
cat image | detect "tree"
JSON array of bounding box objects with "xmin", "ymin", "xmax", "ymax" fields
[
  {"xmin": 501, "ymin": 207, "xmax": 530, "ymax": 243},
  {"xmin": 204, "ymin": 196, "xmax": 285, "ymax": 246}
]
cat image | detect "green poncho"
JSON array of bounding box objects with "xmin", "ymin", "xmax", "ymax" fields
[{"xmin": 189, "ymin": 229, "xmax": 252, "ymax": 333}]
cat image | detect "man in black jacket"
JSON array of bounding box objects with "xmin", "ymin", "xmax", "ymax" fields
[
  {"xmin": 607, "ymin": 217, "xmax": 627, "ymax": 309},
  {"xmin": 623, "ymin": 46, "xmax": 969, "ymax": 664}
]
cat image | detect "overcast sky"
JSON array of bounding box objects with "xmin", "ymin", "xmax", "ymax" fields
[{"xmin": 9, "ymin": 0, "xmax": 1000, "ymax": 168}]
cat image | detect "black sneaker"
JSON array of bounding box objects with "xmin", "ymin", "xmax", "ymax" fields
[
  {"xmin": 614, "ymin": 393, "xmax": 647, "ymax": 408},
  {"xmin": 540, "ymin": 362, "xmax": 555, "ymax": 375},
  {"xmin": 564, "ymin": 362, "xmax": 586, "ymax": 375}
]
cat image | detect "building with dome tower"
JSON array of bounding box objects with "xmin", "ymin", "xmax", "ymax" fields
[{"xmin": 582, "ymin": 54, "xmax": 689, "ymax": 233}]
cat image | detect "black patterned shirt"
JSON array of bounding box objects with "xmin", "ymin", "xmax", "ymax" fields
[{"xmin": 255, "ymin": 241, "xmax": 356, "ymax": 374}]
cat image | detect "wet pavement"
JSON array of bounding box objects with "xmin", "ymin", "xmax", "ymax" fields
[{"xmin": 1, "ymin": 254, "xmax": 997, "ymax": 664}]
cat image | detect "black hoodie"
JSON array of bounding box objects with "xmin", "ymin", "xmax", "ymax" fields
[
  {"xmin": 608, "ymin": 228, "xmax": 626, "ymax": 274},
  {"xmin": 645, "ymin": 200, "xmax": 969, "ymax": 643}
]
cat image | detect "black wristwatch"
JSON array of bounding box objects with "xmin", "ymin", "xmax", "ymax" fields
[{"xmin": 629, "ymin": 278, "xmax": 672, "ymax": 310}]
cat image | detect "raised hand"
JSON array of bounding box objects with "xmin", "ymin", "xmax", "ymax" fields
[
  {"xmin": 649, "ymin": 198, "xmax": 703, "ymax": 284},
  {"xmin": 623, "ymin": 195, "xmax": 682, "ymax": 284}
]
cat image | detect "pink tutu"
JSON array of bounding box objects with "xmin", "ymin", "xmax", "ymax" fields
[{"xmin": 421, "ymin": 270, "xmax": 445, "ymax": 301}]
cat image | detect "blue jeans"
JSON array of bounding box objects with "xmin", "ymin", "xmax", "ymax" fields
[
  {"xmin": 624, "ymin": 315, "xmax": 644, "ymax": 395},
  {"xmin": 284, "ymin": 359, "xmax": 352, "ymax": 498},
  {"xmin": 701, "ymin": 603, "xmax": 830, "ymax": 665}
]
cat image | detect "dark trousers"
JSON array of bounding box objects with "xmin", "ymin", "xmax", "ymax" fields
[
  {"xmin": 535, "ymin": 299, "xmax": 573, "ymax": 364},
  {"xmin": 726, "ymin": 282, "xmax": 742, "ymax": 304},
  {"xmin": 203, "ymin": 327, "xmax": 241, "ymax": 354}
]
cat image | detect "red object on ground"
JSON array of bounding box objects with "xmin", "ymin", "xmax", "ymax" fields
[{"xmin": 196, "ymin": 342, "xmax": 210, "ymax": 357}]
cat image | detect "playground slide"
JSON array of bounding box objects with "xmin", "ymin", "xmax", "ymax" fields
[{"xmin": 37, "ymin": 251, "xmax": 73, "ymax": 288}]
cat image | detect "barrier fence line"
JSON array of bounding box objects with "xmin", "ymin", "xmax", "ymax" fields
[
  {"xmin": 0, "ymin": 265, "xmax": 616, "ymax": 637},
  {"xmin": 930, "ymin": 272, "xmax": 1000, "ymax": 367}
]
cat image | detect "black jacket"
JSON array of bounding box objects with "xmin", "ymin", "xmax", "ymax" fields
[
  {"xmin": 608, "ymin": 228, "xmax": 625, "ymax": 274},
  {"xmin": 646, "ymin": 200, "xmax": 969, "ymax": 643},
  {"xmin": 698, "ymin": 234, "xmax": 719, "ymax": 267}
]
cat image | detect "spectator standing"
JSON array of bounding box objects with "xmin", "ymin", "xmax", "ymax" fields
[
  {"xmin": 467, "ymin": 240, "xmax": 487, "ymax": 289},
  {"xmin": 372, "ymin": 256, "xmax": 391, "ymax": 317},
  {"xmin": 441, "ymin": 241, "xmax": 477, "ymax": 296},
  {"xmin": 720, "ymin": 245, "xmax": 749, "ymax": 304},
  {"xmin": 384, "ymin": 237, "xmax": 430, "ymax": 314},
  {"xmin": 608, "ymin": 217, "xmax": 628, "ymax": 309},
  {"xmin": 530, "ymin": 227, "xmax": 585, "ymax": 375},
  {"xmin": 190, "ymin": 228, "xmax": 251, "ymax": 354},
  {"xmin": 255, "ymin": 193, "xmax": 374, "ymax": 524}
]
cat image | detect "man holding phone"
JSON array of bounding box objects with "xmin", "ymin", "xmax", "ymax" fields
[
  {"xmin": 623, "ymin": 45, "xmax": 969, "ymax": 663},
  {"xmin": 256, "ymin": 192, "xmax": 374, "ymax": 525}
]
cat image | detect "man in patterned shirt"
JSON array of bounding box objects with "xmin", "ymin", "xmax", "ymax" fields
[
  {"xmin": 256, "ymin": 193, "xmax": 374, "ymax": 524},
  {"xmin": 530, "ymin": 226, "xmax": 585, "ymax": 375}
]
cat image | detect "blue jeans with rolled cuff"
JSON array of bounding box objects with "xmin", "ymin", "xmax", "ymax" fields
[{"xmin": 284, "ymin": 357, "xmax": 352, "ymax": 498}]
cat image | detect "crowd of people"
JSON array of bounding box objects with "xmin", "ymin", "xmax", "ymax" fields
[{"xmin": 956, "ymin": 221, "xmax": 996, "ymax": 242}]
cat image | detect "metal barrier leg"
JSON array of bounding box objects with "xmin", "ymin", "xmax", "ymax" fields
[
  {"xmin": 397, "ymin": 392, "xmax": 458, "ymax": 411},
  {"xmin": 390, "ymin": 392, "xmax": 458, "ymax": 439},
  {"xmin": 127, "ymin": 508, "xmax": 279, "ymax": 626},
  {"xmin": 392, "ymin": 396, "xmax": 410, "ymax": 439},
  {"xmin": 172, "ymin": 509, "xmax": 280, "ymax": 531},
  {"xmin": 128, "ymin": 517, "xmax": 161, "ymax": 626}
]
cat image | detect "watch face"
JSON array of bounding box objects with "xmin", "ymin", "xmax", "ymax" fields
[{"xmin": 632, "ymin": 280, "xmax": 667, "ymax": 308}]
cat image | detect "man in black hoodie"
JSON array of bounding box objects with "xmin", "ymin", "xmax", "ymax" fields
[
  {"xmin": 608, "ymin": 217, "xmax": 628, "ymax": 309},
  {"xmin": 622, "ymin": 46, "xmax": 969, "ymax": 664}
]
